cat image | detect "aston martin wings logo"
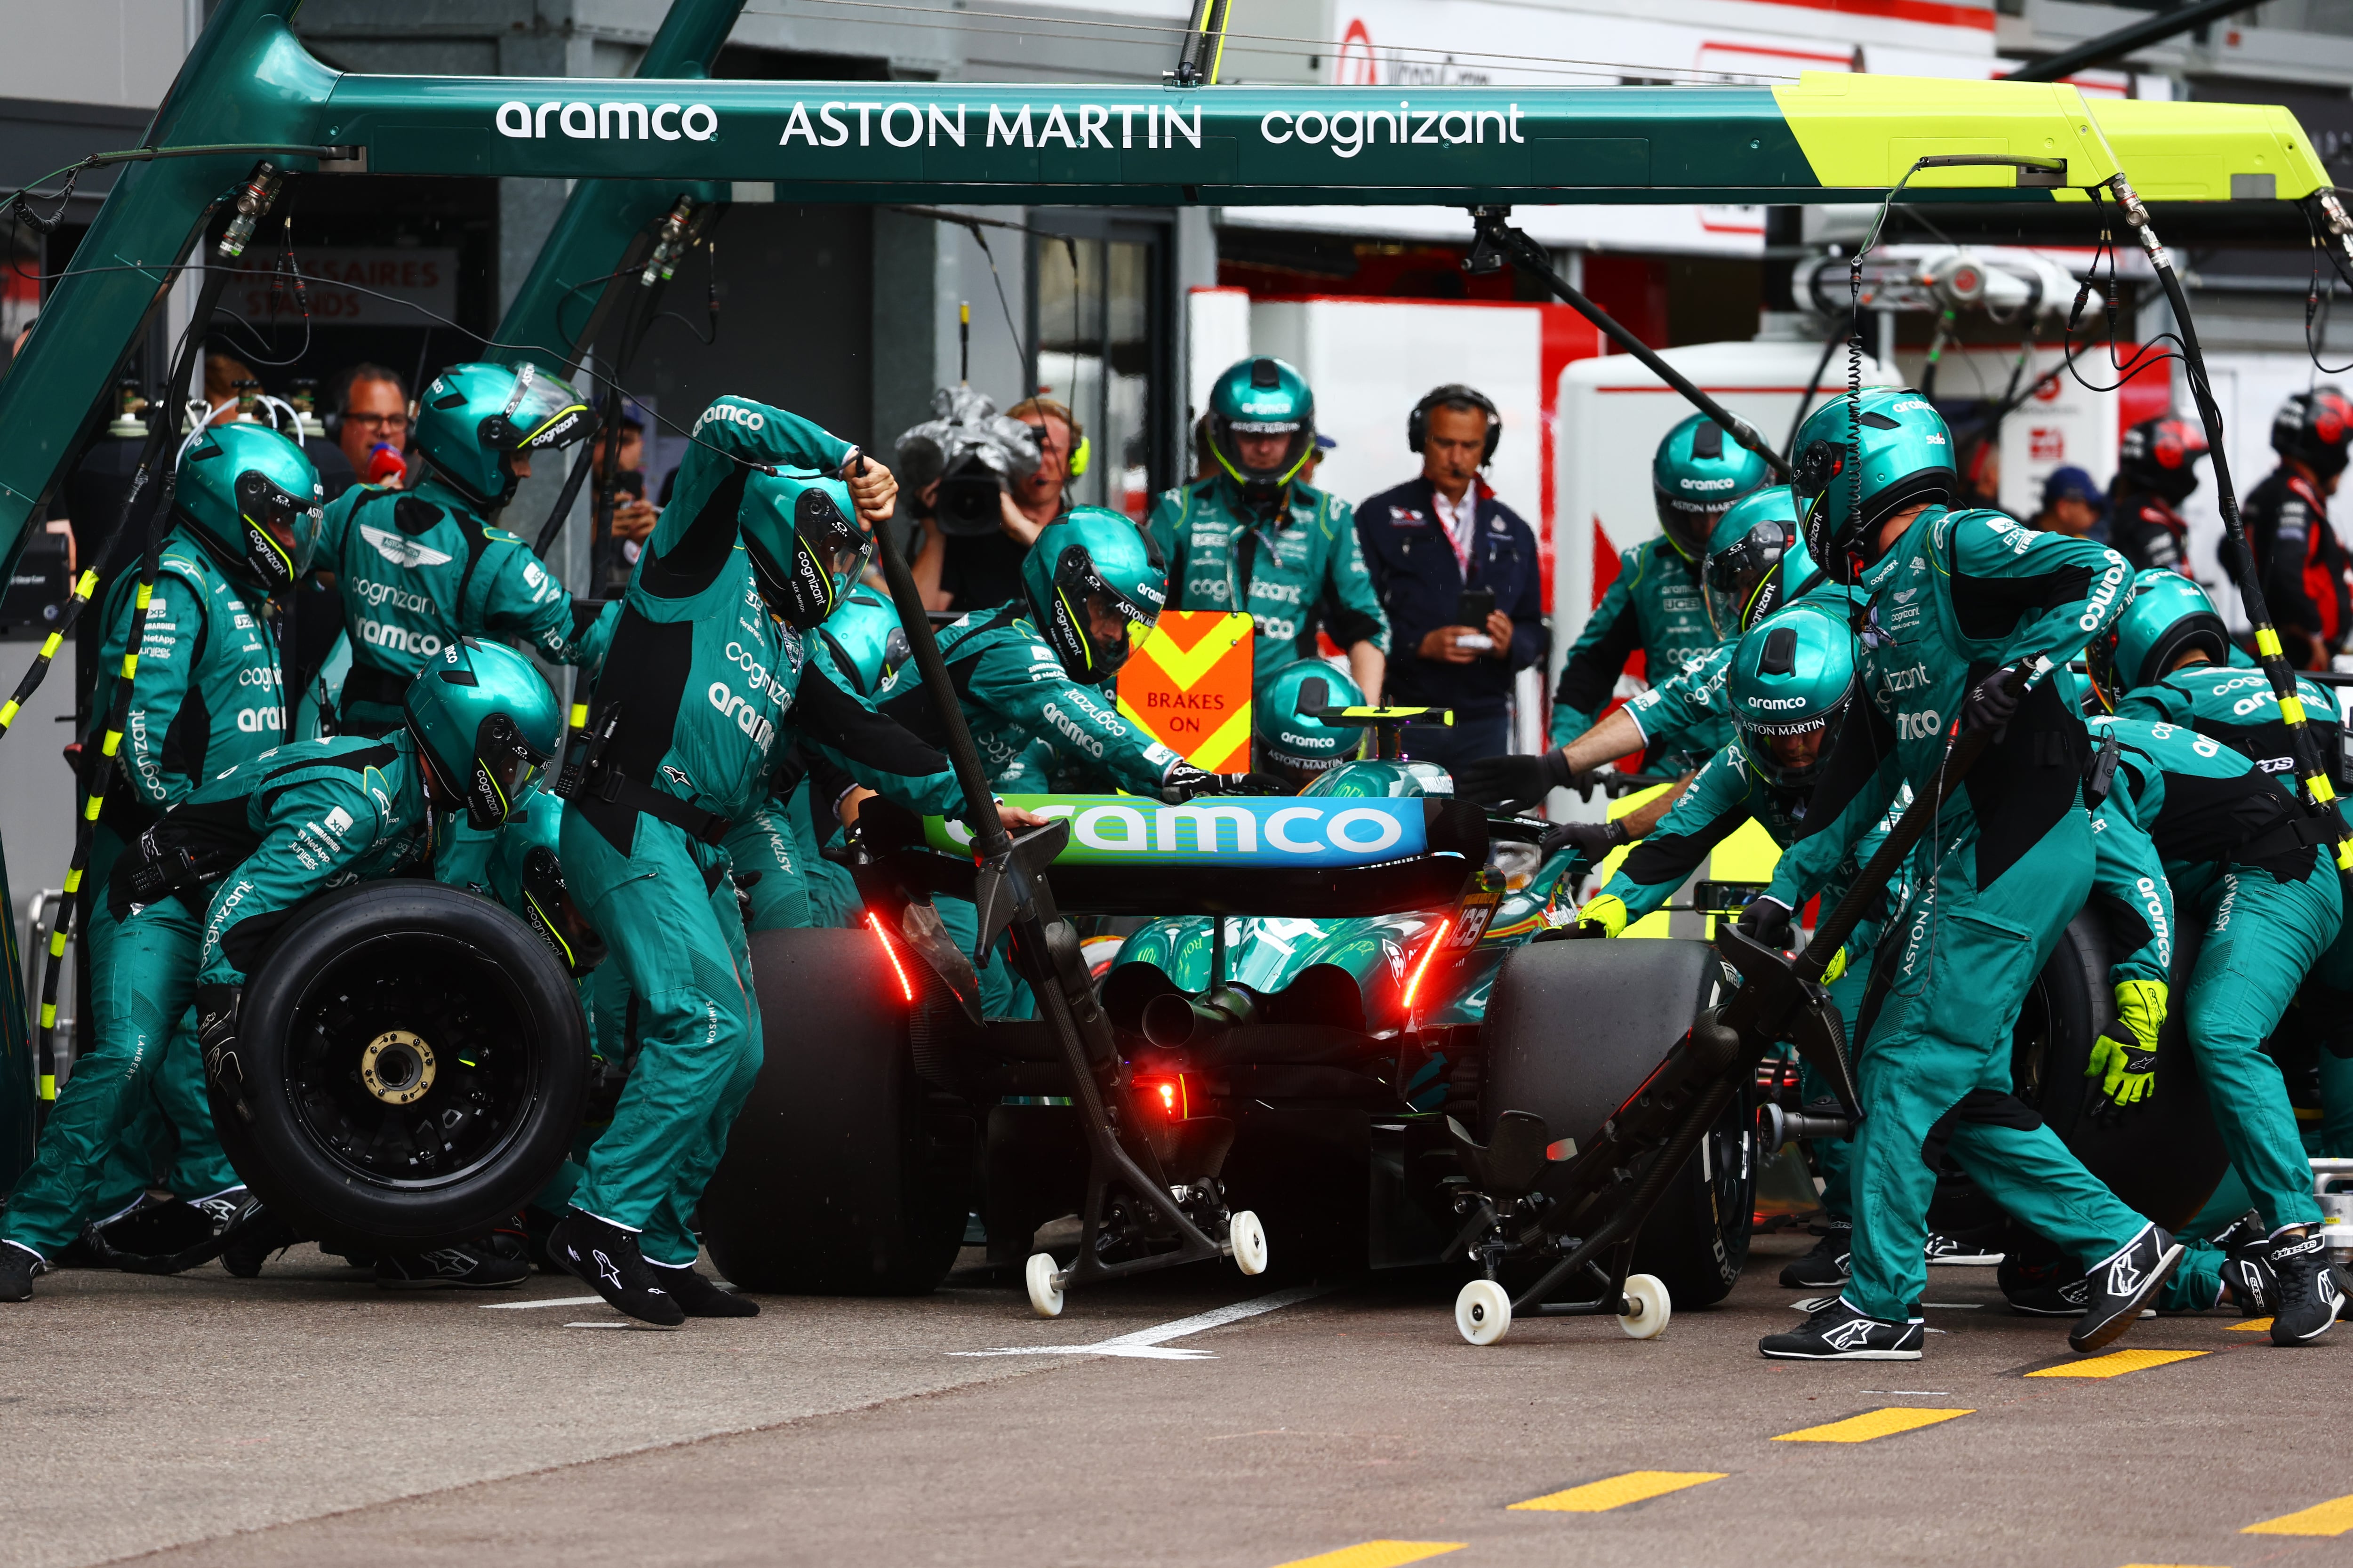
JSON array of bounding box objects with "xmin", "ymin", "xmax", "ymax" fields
[{"xmin": 360, "ymin": 524, "xmax": 454, "ymax": 570}]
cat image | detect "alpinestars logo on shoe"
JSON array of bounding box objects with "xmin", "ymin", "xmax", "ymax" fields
[{"xmin": 1821, "ymin": 1317, "xmax": 1880, "ymax": 1351}]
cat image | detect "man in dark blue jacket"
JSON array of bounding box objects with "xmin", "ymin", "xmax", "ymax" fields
[{"xmin": 1355, "ymin": 384, "xmax": 1545, "ymax": 769}]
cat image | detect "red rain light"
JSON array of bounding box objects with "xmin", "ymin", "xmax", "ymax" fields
[
  {"xmin": 866, "ymin": 910, "xmax": 915, "ymax": 1003},
  {"xmin": 1135, "ymin": 1072, "xmax": 1190, "ymax": 1119},
  {"xmin": 1401, "ymin": 916, "xmax": 1451, "ymax": 1015}
]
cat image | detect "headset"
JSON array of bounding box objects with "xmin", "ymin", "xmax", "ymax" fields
[{"xmin": 1407, "ymin": 383, "xmax": 1502, "ymax": 464}]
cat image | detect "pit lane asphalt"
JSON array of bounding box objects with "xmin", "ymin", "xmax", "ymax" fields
[{"xmin": 9, "ymin": 1231, "xmax": 2345, "ymax": 1568}]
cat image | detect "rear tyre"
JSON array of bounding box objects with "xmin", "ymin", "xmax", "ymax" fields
[
  {"xmin": 224, "ymin": 882, "xmax": 589, "ymax": 1248},
  {"xmin": 2009, "ymin": 913, "xmax": 2226, "ymax": 1232},
  {"xmin": 699, "ymin": 928, "xmax": 974, "ymax": 1295},
  {"xmin": 1483, "ymin": 938, "xmax": 1750, "ymax": 1307}
]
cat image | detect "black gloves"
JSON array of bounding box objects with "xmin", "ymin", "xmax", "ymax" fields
[
  {"xmin": 1160, "ymin": 766, "xmax": 1288, "ymax": 800},
  {"xmin": 1539, "ymin": 818, "xmax": 1629, "ymax": 865},
  {"xmin": 1961, "ymin": 665, "xmax": 2025, "ymax": 734},
  {"xmin": 195, "ymin": 984, "xmax": 247, "ymax": 1113},
  {"xmin": 1457, "ymin": 749, "xmax": 1572, "ymax": 810},
  {"xmin": 1735, "ymin": 896, "xmax": 1793, "ymax": 949}
]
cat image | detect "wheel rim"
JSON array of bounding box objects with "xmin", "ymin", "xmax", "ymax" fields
[{"xmin": 283, "ymin": 931, "xmax": 541, "ymax": 1190}]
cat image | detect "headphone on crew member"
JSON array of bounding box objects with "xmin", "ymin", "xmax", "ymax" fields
[{"xmin": 1406, "ymin": 384, "xmax": 1502, "ymax": 465}]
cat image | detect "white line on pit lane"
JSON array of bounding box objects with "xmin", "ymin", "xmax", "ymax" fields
[
  {"xmin": 951, "ymin": 1284, "xmax": 1334, "ymax": 1360},
  {"xmin": 480, "ymin": 1296, "xmax": 606, "ymax": 1310}
]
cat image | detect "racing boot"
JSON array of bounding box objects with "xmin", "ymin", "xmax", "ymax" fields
[
  {"xmin": 1923, "ymin": 1231, "xmax": 2003, "ymax": 1266},
  {"xmin": 1778, "ymin": 1219, "xmax": 1852, "ymax": 1289},
  {"xmin": 2000, "ymin": 1256, "xmax": 2092, "ymax": 1318},
  {"xmin": 647, "ymin": 1259, "xmax": 759, "ymax": 1318},
  {"xmin": 219, "ymin": 1200, "xmax": 299, "ymax": 1279},
  {"xmin": 2067, "ymin": 1223, "xmax": 2182, "ymax": 1353},
  {"xmin": 548, "ymin": 1209, "xmax": 685, "ymax": 1328},
  {"xmin": 2264, "ymin": 1226, "xmax": 2346, "ymax": 1346},
  {"xmin": 1759, "ymin": 1296, "xmax": 1924, "ymax": 1360},
  {"xmin": 2216, "ymin": 1232, "xmax": 2279, "ymax": 1319},
  {"xmin": 375, "ymin": 1240, "xmax": 530, "ymax": 1290},
  {"xmin": 0, "ymin": 1240, "xmax": 43, "ymax": 1302}
]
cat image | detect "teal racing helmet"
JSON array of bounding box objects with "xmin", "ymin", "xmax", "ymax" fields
[
  {"xmin": 174, "ymin": 421, "xmax": 323, "ymax": 592},
  {"xmin": 413, "ymin": 361, "xmax": 596, "ymax": 511},
  {"xmin": 816, "ymin": 586, "xmax": 911, "ymax": 697},
  {"xmin": 1020, "ymin": 505, "xmax": 1166, "ymax": 685},
  {"xmin": 1699, "ymin": 485, "xmax": 1817, "ymax": 640},
  {"xmin": 404, "ymin": 638, "xmax": 565, "ymax": 829},
  {"xmin": 743, "ymin": 467, "xmax": 866, "ymax": 630},
  {"xmin": 489, "ymin": 786, "xmax": 606, "ymax": 977},
  {"xmin": 1653, "ymin": 413, "xmax": 1772, "ymax": 561},
  {"xmin": 1254, "ymin": 662, "xmax": 1366, "ymax": 786},
  {"xmin": 1792, "ymin": 388, "xmax": 1955, "ymax": 584},
  {"xmin": 2086, "ymin": 568, "xmax": 2231, "ymax": 709},
  {"xmin": 1728, "ymin": 605, "xmax": 1857, "ymax": 791},
  {"xmin": 1208, "ymin": 357, "xmax": 1315, "ymax": 492}
]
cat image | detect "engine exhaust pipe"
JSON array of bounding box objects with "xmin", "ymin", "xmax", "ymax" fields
[{"xmin": 1140, "ymin": 986, "xmax": 1256, "ymax": 1050}]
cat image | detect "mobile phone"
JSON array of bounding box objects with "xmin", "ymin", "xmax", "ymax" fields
[{"xmin": 1456, "ymin": 586, "xmax": 1496, "ymax": 627}]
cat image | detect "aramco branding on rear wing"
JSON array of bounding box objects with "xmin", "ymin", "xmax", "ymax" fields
[{"xmin": 928, "ymin": 795, "xmax": 1430, "ymax": 867}]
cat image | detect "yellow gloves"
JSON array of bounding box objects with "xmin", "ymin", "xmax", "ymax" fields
[
  {"xmin": 1578, "ymin": 894, "xmax": 1630, "ymax": 938},
  {"xmin": 2086, "ymin": 978, "xmax": 2166, "ymax": 1116}
]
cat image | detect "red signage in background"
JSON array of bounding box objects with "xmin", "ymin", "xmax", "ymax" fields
[{"xmin": 228, "ymin": 248, "xmax": 460, "ymax": 327}]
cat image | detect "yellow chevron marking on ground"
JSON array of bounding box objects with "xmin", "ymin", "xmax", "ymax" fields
[
  {"xmin": 2245, "ymin": 1492, "xmax": 2353, "ymax": 1536},
  {"xmin": 1772, "ymin": 1406, "xmax": 1972, "ymax": 1443},
  {"xmin": 2224, "ymin": 1317, "xmax": 2272, "ymax": 1331},
  {"xmin": 1510, "ymin": 1471, "xmax": 1726, "ymax": 1512},
  {"xmin": 1270, "ymin": 1543, "xmax": 1466, "ymax": 1568},
  {"xmin": 2026, "ymin": 1348, "xmax": 2207, "ymax": 1378}
]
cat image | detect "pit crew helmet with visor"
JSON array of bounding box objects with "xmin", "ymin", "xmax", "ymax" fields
[
  {"xmin": 174, "ymin": 422, "xmax": 324, "ymax": 593},
  {"xmin": 1700, "ymin": 485, "xmax": 1818, "ymax": 640},
  {"xmin": 1792, "ymin": 389, "xmax": 1956, "ymax": 585},
  {"xmin": 2118, "ymin": 414, "xmax": 2209, "ymax": 505},
  {"xmin": 814, "ymin": 587, "xmax": 911, "ymax": 698},
  {"xmin": 413, "ymin": 361, "xmax": 597, "ymax": 511},
  {"xmin": 1208, "ymin": 357, "xmax": 1316, "ymax": 494},
  {"xmin": 742, "ymin": 468, "xmax": 868, "ymax": 630},
  {"xmin": 1020, "ymin": 506, "xmax": 1166, "ymax": 685},
  {"xmin": 2272, "ymin": 386, "xmax": 2353, "ymax": 480},
  {"xmin": 404, "ymin": 638, "xmax": 565, "ymax": 830},
  {"xmin": 1728, "ymin": 604, "xmax": 1856, "ymax": 792},
  {"xmin": 1255, "ymin": 661, "xmax": 1367, "ymax": 787},
  {"xmin": 2085, "ymin": 568, "xmax": 2233, "ymax": 708},
  {"xmin": 1652, "ymin": 413, "xmax": 1772, "ymax": 562}
]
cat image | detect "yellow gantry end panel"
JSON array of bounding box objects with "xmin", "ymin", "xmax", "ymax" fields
[
  {"xmin": 2088, "ymin": 97, "xmax": 2327, "ymax": 202},
  {"xmin": 1773, "ymin": 73, "xmax": 2120, "ymax": 192}
]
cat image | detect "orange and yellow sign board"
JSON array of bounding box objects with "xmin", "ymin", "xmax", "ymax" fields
[{"xmin": 1117, "ymin": 610, "xmax": 1254, "ymax": 771}]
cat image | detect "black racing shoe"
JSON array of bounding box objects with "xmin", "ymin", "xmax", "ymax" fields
[
  {"xmin": 1759, "ymin": 1296, "xmax": 1924, "ymax": 1360},
  {"xmin": 375, "ymin": 1240, "xmax": 531, "ymax": 1290},
  {"xmin": 1923, "ymin": 1232, "xmax": 2004, "ymax": 1266},
  {"xmin": 1779, "ymin": 1220, "xmax": 1853, "ymax": 1289},
  {"xmin": 2005, "ymin": 1272, "xmax": 2093, "ymax": 1317},
  {"xmin": 2219, "ymin": 1238, "xmax": 2279, "ymax": 1319},
  {"xmin": 2208, "ymin": 1211, "xmax": 2265, "ymax": 1253},
  {"xmin": 2265, "ymin": 1228, "xmax": 2347, "ymax": 1346},
  {"xmin": 2068, "ymin": 1224, "xmax": 2182, "ymax": 1353},
  {"xmin": 218, "ymin": 1200, "xmax": 299, "ymax": 1279},
  {"xmin": 0, "ymin": 1241, "xmax": 43, "ymax": 1302},
  {"xmin": 547, "ymin": 1210, "xmax": 685, "ymax": 1328},
  {"xmin": 647, "ymin": 1260, "xmax": 759, "ymax": 1318}
]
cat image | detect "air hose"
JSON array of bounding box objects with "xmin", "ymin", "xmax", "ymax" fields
[{"xmin": 2111, "ymin": 174, "xmax": 2353, "ymax": 872}]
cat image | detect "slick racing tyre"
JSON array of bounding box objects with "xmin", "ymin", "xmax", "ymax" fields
[
  {"xmin": 699, "ymin": 928, "xmax": 976, "ymax": 1295},
  {"xmin": 1483, "ymin": 937, "xmax": 1750, "ymax": 1307},
  {"xmin": 2008, "ymin": 912, "xmax": 2226, "ymax": 1232},
  {"xmin": 215, "ymin": 880, "xmax": 590, "ymax": 1248}
]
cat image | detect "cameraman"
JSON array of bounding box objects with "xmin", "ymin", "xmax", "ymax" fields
[{"xmin": 912, "ymin": 396, "xmax": 1081, "ymax": 612}]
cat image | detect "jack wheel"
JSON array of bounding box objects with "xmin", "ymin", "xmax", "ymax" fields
[
  {"xmin": 1024, "ymin": 1252, "xmax": 1064, "ymax": 1318},
  {"xmin": 1617, "ymin": 1272, "xmax": 1671, "ymax": 1339},
  {"xmin": 1229, "ymin": 1210, "xmax": 1269, "ymax": 1276},
  {"xmin": 1455, "ymin": 1279, "xmax": 1512, "ymax": 1346}
]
